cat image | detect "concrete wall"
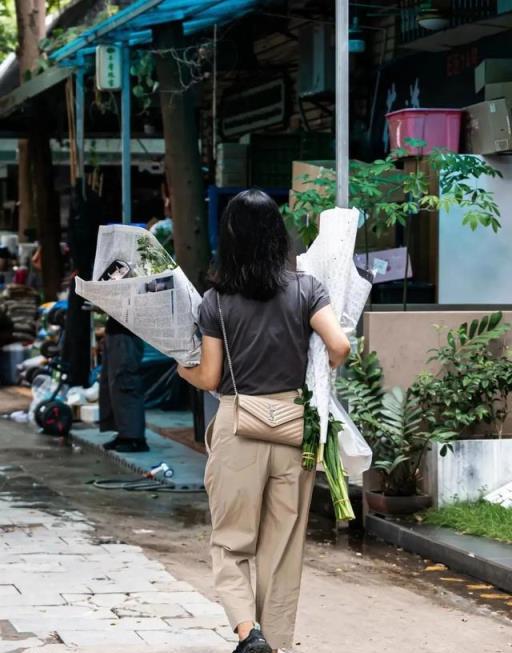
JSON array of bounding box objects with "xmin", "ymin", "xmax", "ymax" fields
[
  {"xmin": 363, "ymin": 309, "xmax": 512, "ymax": 437},
  {"xmin": 438, "ymin": 157, "xmax": 512, "ymax": 304},
  {"xmin": 424, "ymin": 440, "xmax": 512, "ymax": 507},
  {"xmin": 363, "ymin": 310, "xmax": 512, "ymax": 391}
]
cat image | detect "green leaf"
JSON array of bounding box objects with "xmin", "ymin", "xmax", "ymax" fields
[
  {"xmin": 488, "ymin": 311, "xmax": 503, "ymax": 331},
  {"xmin": 478, "ymin": 315, "xmax": 489, "ymax": 335},
  {"xmin": 469, "ymin": 319, "xmax": 479, "ymax": 339}
]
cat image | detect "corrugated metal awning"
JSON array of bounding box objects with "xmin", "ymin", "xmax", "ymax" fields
[
  {"xmin": 50, "ymin": 0, "xmax": 264, "ymax": 64},
  {"xmin": 0, "ymin": 66, "xmax": 73, "ymax": 119}
]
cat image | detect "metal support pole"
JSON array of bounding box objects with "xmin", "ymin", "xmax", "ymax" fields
[
  {"xmin": 121, "ymin": 44, "xmax": 132, "ymax": 223},
  {"xmin": 335, "ymin": 0, "xmax": 349, "ymax": 208},
  {"xmin": 75, "ymin": 58, "xmax": 85, "ymax": 197}
]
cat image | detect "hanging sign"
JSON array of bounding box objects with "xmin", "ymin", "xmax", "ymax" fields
[{"xmin": 96, "ymin": 45, "xmax": 122, "ymax": 91}]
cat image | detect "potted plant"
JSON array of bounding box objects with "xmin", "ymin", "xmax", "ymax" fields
[
  {"xmin": 410, "ymin": 312, "xmax": 512, "ymax": 506},
  {"xmin": 337, "ymin": 340, "xmax": 455, "ymax": 515},
  {"xmin": 339, "ymin": 313, "xmax": 512, "ymax": 511}
]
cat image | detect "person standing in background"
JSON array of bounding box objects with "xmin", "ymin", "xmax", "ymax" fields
[
  {"xmin": 97, "ymin": 260, "xmax": 148, "ymax": 453},
  {"xmin": 100, "ymin": 316, "xmax": 148, "ymax": 453}
]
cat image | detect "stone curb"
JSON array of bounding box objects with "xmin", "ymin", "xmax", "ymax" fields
[
  {"xmin": 366, "ymin": 513, "xmax": 512, "ymax": 593},
  {"xmin": 70, "ymin": 429, "xmax": 150, "ymax": 477}
]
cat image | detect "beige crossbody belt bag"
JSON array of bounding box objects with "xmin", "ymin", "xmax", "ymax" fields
[{"xmin": 216, "ymin": 292, "xmax": 304, "ymax": 448}]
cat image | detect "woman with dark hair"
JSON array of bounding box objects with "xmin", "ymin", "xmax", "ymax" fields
[{"xmin": 178, "ymin": 189, "xmax": 350, "ymax": 653}]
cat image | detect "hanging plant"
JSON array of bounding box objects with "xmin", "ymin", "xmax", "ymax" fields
[{"xmin": 130, "ymin": 50, "xmax": 159, "ymax": 114}]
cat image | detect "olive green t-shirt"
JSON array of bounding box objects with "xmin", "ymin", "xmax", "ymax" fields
[{"xmin": 198, "ymin": 271, "xmax": 330, "ymax": 395}]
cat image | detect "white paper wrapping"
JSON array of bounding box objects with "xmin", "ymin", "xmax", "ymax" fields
[{"xmin": 297, "ymin": 206, "xmax": 373, "ymax": 473}]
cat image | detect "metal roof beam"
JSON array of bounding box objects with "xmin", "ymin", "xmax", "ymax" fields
[
  {"xmin": 50, "ymin": 0, "xmax": 165, "ymax": 62},
  {"xmin": 130, "ymin": 9, "xmax": 186, "ymax": 28},
  {"xmin": 0, "ymin": 66, "xmax": 73, "ymax": 118}
]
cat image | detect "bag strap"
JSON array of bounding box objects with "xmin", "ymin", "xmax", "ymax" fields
[
  {"xmin": 296, "ymin": 272, "xmax": 305, "ymax": 343},
  {"xmin": 216, "ymin": 291, "xmax": 238, "ymax": 396}
]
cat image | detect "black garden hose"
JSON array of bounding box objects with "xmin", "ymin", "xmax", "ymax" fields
[{"xmin": 88, "ymin": 478, "xmax": 205, "ymax": 492}]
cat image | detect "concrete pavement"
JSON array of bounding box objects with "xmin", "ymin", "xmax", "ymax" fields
[{"xmin": 0, "ymin": 483, "xmax": 234, "ymax": 653}]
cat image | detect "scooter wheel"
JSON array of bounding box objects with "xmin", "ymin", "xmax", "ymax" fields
[
  {"xmin": 34, "ymin": 400, "xmax": 48, "ymax": 427},
  {"xmin": 38, "ymin": 400, "xmax": 73, "ymax": 437}
]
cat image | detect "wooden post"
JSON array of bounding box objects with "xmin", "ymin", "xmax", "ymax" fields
[
  {"xmin": 154, "ymin": 21, "xmax": 210, "ymax": 291},
  {"xmin": 29, "ymin": 96, "xmax": 61, "ymax": 301},
  {"xmin": 14, "ymin": 0, "xmax": 46, "ymax": 242},
  {"xmin": 17, "ymin": 140, "xmax": 33, "ymax": 241}
]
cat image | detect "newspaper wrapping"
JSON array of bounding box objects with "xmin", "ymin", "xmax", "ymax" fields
[
  {"xmin": 297, "ymin": 207, "xmax": 373, "ymax": 474},
  {"xmin": 75, "ymin": 225, "xmax": 201, "ymax": 366}
]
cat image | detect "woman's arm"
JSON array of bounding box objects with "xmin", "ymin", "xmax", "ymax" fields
[
  {"xmin": 310, "ymin": 304, "xmax": 351, "ymax": 369},
  {"xmin": 177, "ymin": 335, "xmax": 224, "ymax": 391}
]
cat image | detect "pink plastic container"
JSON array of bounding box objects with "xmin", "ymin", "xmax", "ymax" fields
[{"xmin": 386, "ymin": 108, "xmax": 462, "ymax": 155}]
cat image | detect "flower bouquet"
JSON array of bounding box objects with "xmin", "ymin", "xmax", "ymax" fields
[
  {"xmin": 297, "ymin": 206, "xmax": 374, "ymax": 521},
  {"xmin": 75, "ymin": 224, "xmax": 202, "ymax": 365}
]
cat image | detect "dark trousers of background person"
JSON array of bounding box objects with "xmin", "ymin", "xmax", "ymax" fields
[{"xmin": 99, "ymin": 330, "xmax": 145, "ymax": 441}]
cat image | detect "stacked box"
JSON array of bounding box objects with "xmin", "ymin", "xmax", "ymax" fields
[
  {"xmin": 475, "ymin": 58, "xmax": 512, "ymax": 93},
  {"xmin": 465, "ymin": 99, "xmax": 512, "ymax": 155},
  {"xmin": 465, "ymin": 59, "xmax": 512, "ymax": 155},
  {"xmin": 215, "ymin": 143, "xmax": 248, "ymax": 188}
]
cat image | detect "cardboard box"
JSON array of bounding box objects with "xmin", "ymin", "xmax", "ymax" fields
[
  {"xmin": 465, "ymin": 99, "xmax": 512, "ymax": 154},
  {"xmin": 484, "ymin": 81, "xmax": 512, "ymax": 105},
  {"xmin": 291, "ymin": 160, "xmax": 335, "ymax": 193},
  {"xmin": 475, "ymin": 59, "xmax": 512, "ymax": 93}
]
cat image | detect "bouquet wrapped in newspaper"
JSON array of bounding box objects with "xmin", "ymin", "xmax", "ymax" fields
[
  {"xmin": 75, "ymin": 225, "xmax": 201, "ymax": 366},
  {"xmin": 297, "ymin": 207, "xmax": 373, "ymax": 520}
]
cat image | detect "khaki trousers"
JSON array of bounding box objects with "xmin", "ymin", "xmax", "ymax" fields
[{"xmin": 205, "ymin": 392, "xmax": 316, "ymax": 650}]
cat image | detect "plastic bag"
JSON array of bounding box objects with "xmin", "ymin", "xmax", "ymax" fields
[
  {"xmin": 329, "ymin": 393, "xmax": 372, "ymax": 477},
  {"xmin": 29, "ymin": 374, "xmax": 58, "ymax": 421}
]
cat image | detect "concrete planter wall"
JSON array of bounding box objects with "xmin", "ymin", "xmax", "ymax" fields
[{"xmin": 422, "ymin": 439, "xmax": 512, "ymax": 507}]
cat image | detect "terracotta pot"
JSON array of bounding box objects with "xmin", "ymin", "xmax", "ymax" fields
[{"xmin": 365, "ymin": 490, "xmax": 432, "ymax": 516}]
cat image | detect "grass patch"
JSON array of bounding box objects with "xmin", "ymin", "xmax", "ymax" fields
[{"xmin": 422, "ymin": 500, "xmax": 512, "ymax": 544}]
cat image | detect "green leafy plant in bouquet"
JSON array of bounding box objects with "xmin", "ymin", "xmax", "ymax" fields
[{"xmin": 296, "ymin": 388, "xmax": 354, "ymax": 520}]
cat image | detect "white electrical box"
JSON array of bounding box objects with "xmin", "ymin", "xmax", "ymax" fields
[
  {"xmin": 298, "ymin": 24, "xmax": 335, "ymax": 97},
  {"xmin": 96, "ymin": 45, "xmax": 122, "ymax": 91}
]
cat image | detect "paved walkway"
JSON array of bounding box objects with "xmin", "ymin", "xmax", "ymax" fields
[{"xmin": 0, "ymin": 492, "xmax": 234, "ymax": 653}]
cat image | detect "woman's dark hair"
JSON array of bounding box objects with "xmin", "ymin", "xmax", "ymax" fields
[{"xmin": 210, "ymin": 189, "xmax": 290, "ymax": 301}]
